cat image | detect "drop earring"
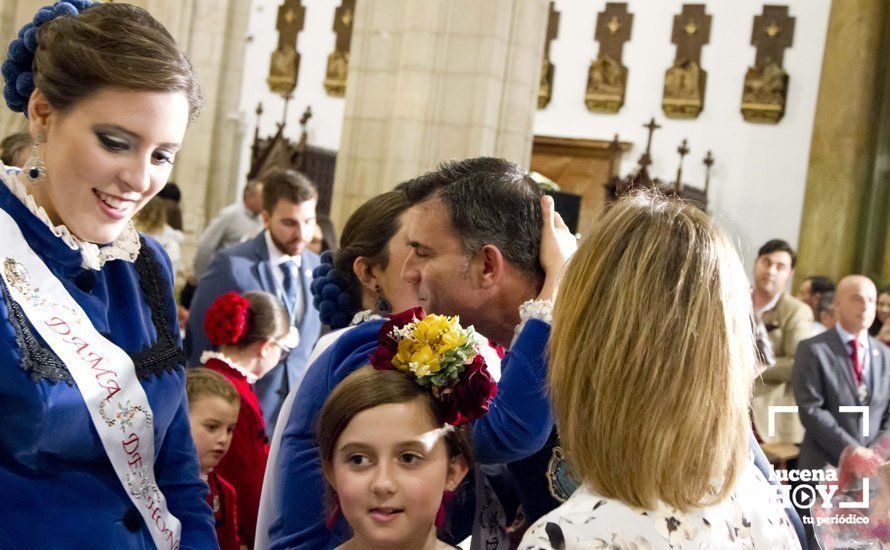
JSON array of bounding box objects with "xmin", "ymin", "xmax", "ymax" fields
[
  {"xmin": 375, "ymin": 284, "xmax": 391, "ymax": 314},
  {"xmin": 24, "ymin": 133, "xmax": 46, "ymax": 182},
  {"xmin": 435, "ymin": 490, "xmax": 456, "ymax": 529}
]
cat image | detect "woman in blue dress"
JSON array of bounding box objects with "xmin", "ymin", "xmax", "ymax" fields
[{"xmin": 0, "ymin": 2, "xmax": 215, "ymax": 547}]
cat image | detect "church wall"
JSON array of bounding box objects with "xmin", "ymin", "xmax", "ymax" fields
[
  {"xmin": 233, "ymin": 0, "xmax": 832, "ymax": 274},
  {"xmin": 534, "ymin": 0, "xmax": 832, "ymax": 270},
  {"xmin": 236, "ymin": 0, "xmax": 345, "ymax": 187}
]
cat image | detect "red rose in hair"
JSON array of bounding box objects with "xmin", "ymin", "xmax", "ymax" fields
[
  {"xmin": 205, "ymin": 292, "xmax": 250, "ymax": 346},
  {"xmin": 453, "ymin": 355, "xmax": 498, "ymax": 425},
  {"xmin": 370, "ymin": 307, "xmax": 426, "ymax": 371},
  {"xmin": 437, "ymin": 354, "xmax": 498, "ymax": 427}
]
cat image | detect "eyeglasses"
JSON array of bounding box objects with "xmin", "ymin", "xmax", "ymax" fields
[{"xmin": 273, "ymin": 327, "xmax": 300, "ymax": 359}]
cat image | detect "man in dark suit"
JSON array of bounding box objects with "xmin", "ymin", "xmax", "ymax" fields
[
  {"xmin": 793, "ymin": 274, "xmax": 890, "ymax": 471},
  {"xmin": 185, "ymin": 170, "xmax": 322, "ymax": 435}
]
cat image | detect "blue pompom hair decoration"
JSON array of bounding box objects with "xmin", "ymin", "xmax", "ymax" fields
[
  {"xmin": 311, "ymin": 250, "xmax": 361, "ymax": 329},
  {"xmin": 2, "ymin": 1, "xmax": 98, "ymax": 114}
]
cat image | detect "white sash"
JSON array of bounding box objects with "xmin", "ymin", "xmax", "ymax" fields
[{"xmin": 0, "ymin": 207, "xmax": 182, "ymax": 548}]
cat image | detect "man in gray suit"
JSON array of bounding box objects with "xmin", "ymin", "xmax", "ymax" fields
[{"xmin": 793, "ymin": 275, "xmax": 890, "ymax": 472}]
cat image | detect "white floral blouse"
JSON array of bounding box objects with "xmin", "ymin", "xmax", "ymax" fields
[{"xmin": 520, "ymin": 462, "xmax": 801, "ymax": 549}]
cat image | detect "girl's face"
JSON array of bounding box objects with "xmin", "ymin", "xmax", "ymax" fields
[
  {"xmin": 28, "ymin": 87, "xmax": 189, "ymax": 244},
  {"xmin": 188, "ymin": 396, "xmax": 238, "ymax": 475},
  {"xmin": 326, "ymin": 398, "xmax": 467, "ymax": 549}
]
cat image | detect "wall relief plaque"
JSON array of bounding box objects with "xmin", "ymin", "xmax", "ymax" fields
[
  {"xmin": 662, "ymin": 4, "xmax": 711, "ymax": 119},
  {"xmin": 585, "ymin": 3, "xmax": 633, "ymax": 114},
  {"xmin": 741, "ymin": 5, "xmax": 795, "ymax": 124}
]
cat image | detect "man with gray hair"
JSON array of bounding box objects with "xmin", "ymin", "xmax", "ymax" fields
[{"xmin": 193, "ymin": 179, "xmax": 265, "ymax": 277}]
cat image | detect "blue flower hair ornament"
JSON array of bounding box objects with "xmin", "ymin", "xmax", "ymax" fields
[
  {"xmin": 311, "ymin": 250, "xmax": 360, "ymax": 329},
  {"xmin": 2, "ymin": 1, "xmax": 98, "ymax": 114}
]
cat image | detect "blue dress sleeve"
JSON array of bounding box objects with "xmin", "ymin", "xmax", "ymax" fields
[
  {"xmin": 472, "ymin": 319, "xmax": 554, "ymax": 464},
  {"xmin": 268, "ymin": 350, "xmax": 338, "ymax": 550},
  {"xmin": 267, "ymin": 322, "xmax": 382, "ymax": 550}
]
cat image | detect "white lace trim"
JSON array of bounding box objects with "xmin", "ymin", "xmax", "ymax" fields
[
  {"xmin": 351, "ymin": 309, "xmax": 383, "ymax": 326},
  {"xmin": 513, "ymin": 299, "xmax": 553, "ymax": 339},
  {"xmin": 200, "ymin": 350, "xmax": 258, "ymax": 384},
  {"xmin": 0, "ymin": 167, "xmax": 141, "ymax": 271}
]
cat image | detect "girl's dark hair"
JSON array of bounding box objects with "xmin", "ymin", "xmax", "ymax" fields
[
  {"xmin": 33, "ymin": 3, "xmax": 202, "ymax": 120},
  {"xmin": 318, "ymin": 365, "xmax": 473, "ymax": 466},
  {"xmin": 333, "ymin": 191, "xmax": 411, "ymax": 306},
  {"xmin": 238, "ymin": 291, "xmax": 290, "ymax": 347}
]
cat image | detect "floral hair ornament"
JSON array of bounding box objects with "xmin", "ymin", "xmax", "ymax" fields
[
  {"xmin": 370, "ymin": 307, "xmax": 498, "ymax": 427},
  {"xmin": 204, "ymin": 292, "xmax": 250, "ymax": 346},
  {"xmin": 2, "ymin": 1, "xmax": 98, "ymax": 114}
]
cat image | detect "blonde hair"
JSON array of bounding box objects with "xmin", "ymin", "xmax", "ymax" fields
[
  {"xmin": 186, "ymin": 368, "xmax": 240, "ymax": 410},
  {"xmin": 549, "ymin": 192, "xmax": 754, "ymax": 511},
  {"xmin": 134, "ymin": 196, "xmax": 168, "ymax": 235}
]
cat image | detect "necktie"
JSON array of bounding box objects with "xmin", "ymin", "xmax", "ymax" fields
[
  {"xmin": 281, "ymin": 261, "xmax": 299, "ymax": 319},
  {"xmin": 849, "ymin": 339, "xmax": 863, "ymax": 386}
]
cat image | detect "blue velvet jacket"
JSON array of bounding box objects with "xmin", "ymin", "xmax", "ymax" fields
[
  {"xmin": 266, "ymin": 318, "xmax": 553, "ymax": 550},
  {"xmin": 0, "ymin": 175, "xmax": 216, "ymax": 548}
]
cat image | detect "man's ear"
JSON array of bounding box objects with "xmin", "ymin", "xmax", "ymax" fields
[
  {"xmin": 477, "ymin": 244, "xmax": 505, "ymax": 289},
  {"xmin": 261, "ymin": 210, "xmax": 271, "ymax": 228},
  {"xmin": 352, "ymin": 256, "xmax": 379, "ymax": 293},
  {"xmin": 27, "ymin": 89, "xmax": 52, "ymax": 138},
  {"xmin": 445, "ymin": 454, "xmax": 469, "ymax": 492}
]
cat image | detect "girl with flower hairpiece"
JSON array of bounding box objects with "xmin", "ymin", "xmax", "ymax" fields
[
  {"xmin": 202, "ymin": 290, "xmax": 298, "ymax": 548},
  {"xmin": 316, "ymin": 310, "xmax": 498, "ymax": 550},
  {"xmin": 0, "ymin": 1, "xmax": 214, "ymax": 547},
  {"xmin": 257, "ymin": 190, "xmax": 421, "ymax": 546}
]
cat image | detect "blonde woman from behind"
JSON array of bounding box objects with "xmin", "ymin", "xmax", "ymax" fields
[{"xmin": 521, "ymin": 193, "xmax": 801, "ymax": 549}]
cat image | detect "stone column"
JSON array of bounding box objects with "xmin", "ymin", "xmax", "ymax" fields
[
  {"xmin": 329, "ymin": 0, "xmax": 549, "ymax": 228},
  {"xmin": 796, "ymin": 0, "xmax": 886, "ymax": 282},
  {"xmin": 138, "ymin": 0, "xmax": 252, "ymax": 268}
]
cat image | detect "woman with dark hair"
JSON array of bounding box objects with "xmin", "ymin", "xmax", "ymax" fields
[
  {"xmin": 0, "ymin": 1, "xmax": 213, "ymax": 547},
  {"xmin": 257, "ymin": 189, "xmax": 419, "ymax": 548}
]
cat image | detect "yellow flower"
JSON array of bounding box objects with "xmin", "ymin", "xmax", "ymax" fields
[
  {"xmin": 410, "ymin": 344, "xmax": 435, "ymax": 367},
  {"xmin": 438, "ymin": 327, "xmax": 467, "ymax": 353},
  {"xmin": 414, "ymin": 315, "xmax": 451, "ymax": 344},
  {"xmin": 393, "ymin": 339, "xmax": 416, "ymax": 372}
]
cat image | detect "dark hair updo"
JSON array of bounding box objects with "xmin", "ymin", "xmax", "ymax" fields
[
  {"xmin": 32, "ymin": 3, "xmax": 202, "ymax": 120},
  {"xmin": 311, "ymin": 191, "xmax": 410, "ymax": 328}
]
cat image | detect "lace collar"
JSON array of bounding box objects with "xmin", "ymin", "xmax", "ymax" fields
[
  {"xmin": 200, "ymin": 350, "xmax": 258, "ymax": 384},
  {"xmin": 351, "ymin": 309, "xmax": 384, "ymax": 326},
  {"xmin": 0, "ymin": 166, "xmax": 141, "ymax": 271}
]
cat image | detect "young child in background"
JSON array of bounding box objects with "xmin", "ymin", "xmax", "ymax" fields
[
  {"xmin": 201, "ymin": 291, "xmax": 298, "ymax": 548},
  {"xmin": 317, "ymin": 309, "xmax": 498, "ymax": 550},
  {"xmin": 186, "ymin": 368, "xmax": 242, "ymax": 550}
]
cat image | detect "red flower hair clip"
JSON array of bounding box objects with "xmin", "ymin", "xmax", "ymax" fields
[
  {"xmin": 370, "ymin": 307, "xmax": 498, "ymax": 427},
  {"xmin": 205, "ymin": 292, "xmax": 250, "ymax": 346}
]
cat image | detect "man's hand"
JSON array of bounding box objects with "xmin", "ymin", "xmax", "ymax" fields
[{"xmin": 537, "ymin": 195, "xmax": 577, "ymax": 301}]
